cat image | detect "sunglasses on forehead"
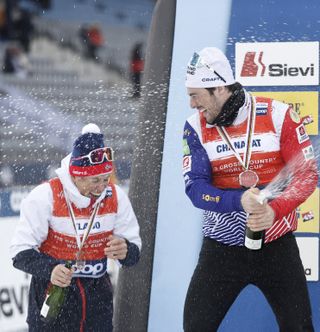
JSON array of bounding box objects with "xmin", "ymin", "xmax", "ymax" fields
[{"xmin": 72, "ymin": 147, "xmax": 114, "ymax": 164}]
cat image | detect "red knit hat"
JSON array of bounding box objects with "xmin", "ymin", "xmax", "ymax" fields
[{"xmin": 69, "ymin": 124, "xmax": 113, "ymax": 177}]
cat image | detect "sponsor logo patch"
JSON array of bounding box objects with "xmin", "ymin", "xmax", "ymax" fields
[
  {"xmin": 302, "ymin": 114, "xmax": 313, "ymax": 125},
  {"xmin": 183, "ymin": 155, "xmax": 191, "ymax": 173},
  {"xmin": 183, "ymin": 139, "xmax": 191, "ymax": 155},
  {"xmin": 202, "ymin": 194, "xmax": 220, "ymax": 203},
  {"xmin": 184, "ymin": 174, "xmax": 192, "ymax": 186},
  {"xmin": 201, "ymin": 77, "xmax": 222, "ymax": 82},
  {"xmin": 302, "ymin": 211, "xmax": 314, "ymax": 222},
  {"xmin": 302, "ymin": 145, "xmax": 315, "ymax": 160},
  {"xmin": 216, "ymin": 139, "xmax": 261, "ymax": 153},
  {"xmin": 190, "ymin": 52, "xmax": 200, "ymax": 67},
  {"xmin": 187, "ymin": 65, "xmax": 196, "ymax": 75},
  {"xmin": 73, "ymin": 261, "xmax": 107, "ymax": 277},
  {"xmin": 290, "ymin": 108, "xmax": 301, "ymax": 123},
  {"xmin": 256, "ymin": 102, "xmax": 268, "ymax": 115},
  {"xmin": 184, "ymin": 128, "xmax": 191, "ymax": 137},
  {"xmin": 296, "ymin": 124, "xmax": 309, "ymax": 144}
]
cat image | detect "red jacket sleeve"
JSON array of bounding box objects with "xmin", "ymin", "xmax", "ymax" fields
[{"xmin": 269, "ymin": 108, "xmax": 318, "ymax": 221}]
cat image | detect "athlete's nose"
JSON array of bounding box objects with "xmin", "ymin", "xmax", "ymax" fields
[
  {"xmin": 95, "ymin": 182, "xmax": 106, "ymax": 193},
  {"xmin": 190, "ymin": 97, "xmax": 198, "ymax": 109}
]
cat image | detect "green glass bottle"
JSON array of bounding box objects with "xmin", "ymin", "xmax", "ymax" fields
[{"xmin": 40, "ymin": 261, "xmax": 72, "ymax": 323}]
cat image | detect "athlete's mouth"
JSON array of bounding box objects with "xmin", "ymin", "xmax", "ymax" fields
[
  {"xmin": 90, "ymin": 192, "xmax": 101, "ymax": 197},
  {"xmin": 202, "ymin": 109, "xmax": 209, "ymax": 117}
]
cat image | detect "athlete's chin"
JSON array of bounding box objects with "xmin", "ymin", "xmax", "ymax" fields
[{"xmin": 204, "ymin": 115, "xmax": 215, "ymax": 125}]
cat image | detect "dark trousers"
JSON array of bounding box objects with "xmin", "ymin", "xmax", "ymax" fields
[
  {"xmin": 28, "ymin": 275, "xmax": 113, "ymax": 331},
  {"xmin": 184, "ymin": 233, "xmax": 314, "ymax": 332}
]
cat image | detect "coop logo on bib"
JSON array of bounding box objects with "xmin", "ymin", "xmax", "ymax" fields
[{"xmin": 73, "ymin": 261, "xmax": 107, "ymax": 278}]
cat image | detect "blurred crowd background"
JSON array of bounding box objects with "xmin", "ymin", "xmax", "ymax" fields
[{"xmin": 0, "ymin": 0, "xmax": 156, "ymax": 189}]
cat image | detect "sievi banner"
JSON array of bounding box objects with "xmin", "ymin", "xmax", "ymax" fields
[
  {"xmin": 0, "ymin": 217, "xmax": 29, "ymax": 332},
  {"xmin": 235, "ymin": 42, "xmax": 319, "ymax": 86},
  {"xmin": 0, "ymin": 189, "xmax": 31, "ymax": 331}
]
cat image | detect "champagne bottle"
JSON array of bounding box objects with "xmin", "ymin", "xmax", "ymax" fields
[
  {"xmin": 244, "ymin": 189, "xmax": 271, "ymax": 250},
  {"xmin": 244, "ymin": 227, "xmax": 265, "ymax": 250},
  {"xmin": 40, "ymin": 261, "xmax": 72, "ymax": 323}
]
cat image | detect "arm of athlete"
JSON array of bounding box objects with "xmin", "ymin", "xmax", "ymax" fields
[
  {"xmin": 10, "ymin": 183, "xmax": 63, "ymax": 281},
  {"xmin": 103, "ymin": 185, "xmax": 141, "ymax": 266},
  {"xmin": 183, "ymin": 121, "xmax": 244, "ymax": 213},
  {"xmin": 243, "ymin": 107, "xmax": 318, "ymax": 232},
  {"xmin": 268, "ymin": 108, "xmax": 318, "ymax": 221}
]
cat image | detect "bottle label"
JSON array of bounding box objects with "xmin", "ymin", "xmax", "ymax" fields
[
  {"xmin": 245, "ymin": 237, "xmax": 263, "ymax": 250},
  {"xmin": 40, "ymin": 295, "xmax": 50, "ymax": 318}
]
